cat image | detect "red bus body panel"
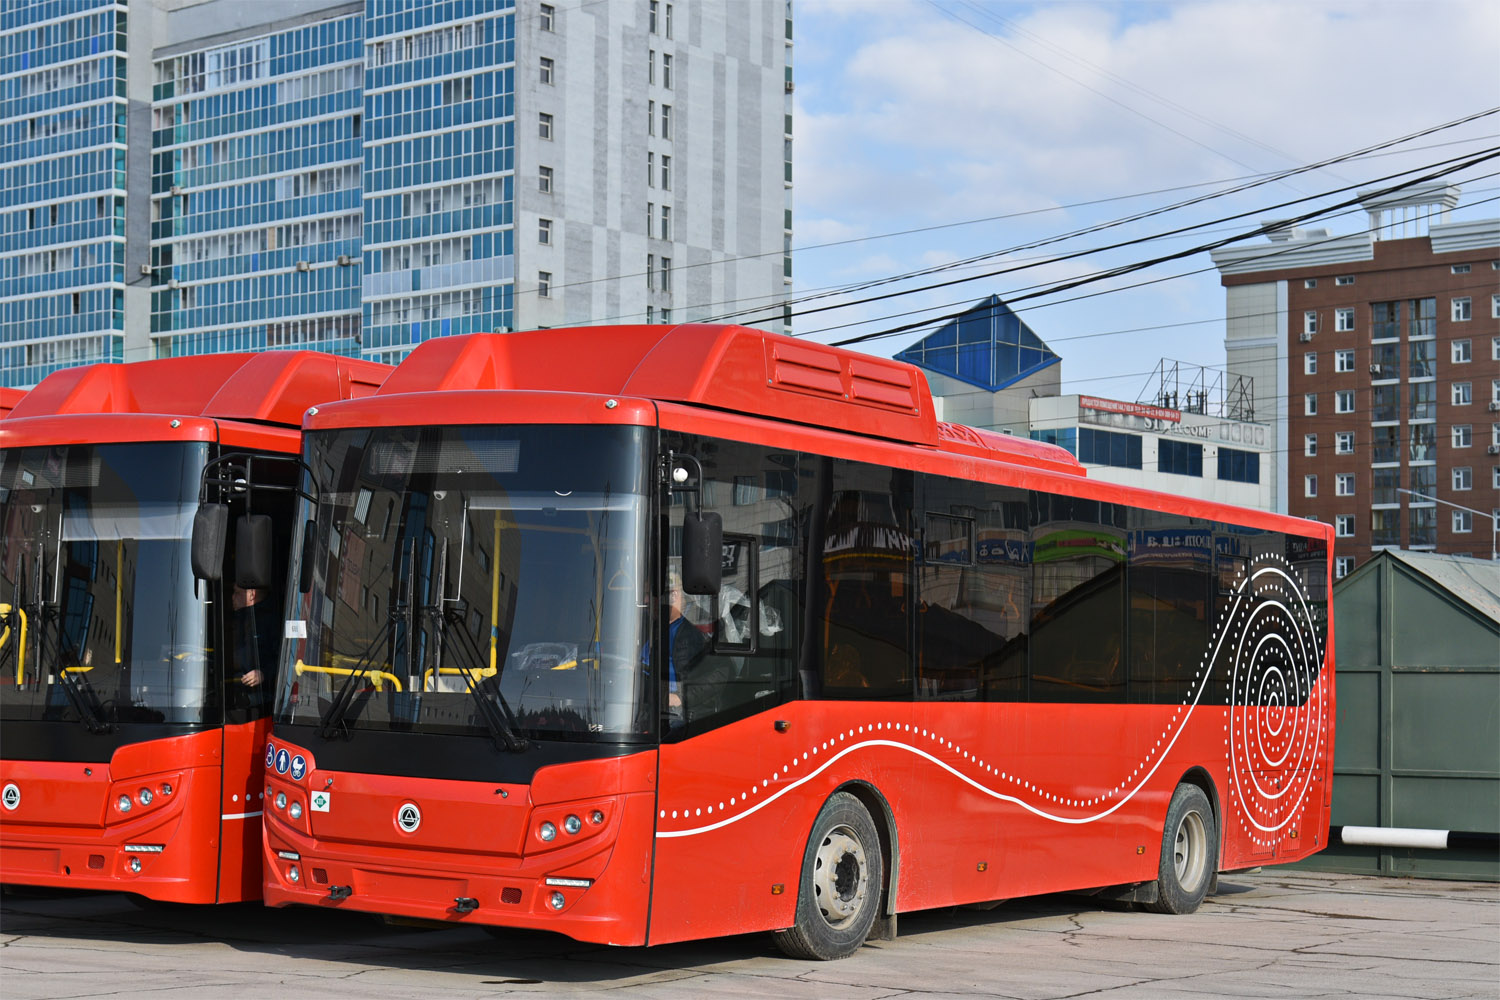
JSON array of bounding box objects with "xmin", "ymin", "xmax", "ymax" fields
[
  {"xmin": 275, "ymin": 327, "xmax": 1333, "ymax": 946},
  {"xmin": 1, "ymin": 352, "xmax": 389, "ymax": 903}
]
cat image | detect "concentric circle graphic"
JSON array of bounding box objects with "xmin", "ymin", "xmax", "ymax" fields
[{"xmin": 1220, "ymin": 557, "xmax": 1328, "ymax": 846}]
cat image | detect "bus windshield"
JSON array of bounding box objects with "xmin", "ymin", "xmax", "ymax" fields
[
  {"xmin": 277, "ymin": 424, "xmax": 653, "ymax": 744},
  {"xmin": 0, "ymin": 442, "xmax": 212, "ymax": 728}
]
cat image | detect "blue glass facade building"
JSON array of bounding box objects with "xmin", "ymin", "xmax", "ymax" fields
[
  {"xmin": 1, "ymin": 0, "xmax": 129, "ymax": 386},
  {"xmin": 151, "ymin": 14, "xmax": 365, "ymax": 358},
  {"xmin": 2, "ymin": 0, "xmax": 787, "ymax": 385},
  {"xmin": 360, "ymin": 2, "xmax": 517, "ymax": 362},
  {"xmin": 894, "ymin": 295, "xmax": 1061, "ymax": 392}
]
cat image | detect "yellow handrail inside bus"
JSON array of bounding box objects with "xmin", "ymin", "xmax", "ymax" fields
[
  {"xmin": 295, "ymin": 659, "xmax": 403, "ymax": 692},
  {"xmin": 420, "ymin": 663, "xmax": 498, "ymax": 692},
  {"xmin": 0, "ymin": 604, "xmax": 27, "ymax": 685}
]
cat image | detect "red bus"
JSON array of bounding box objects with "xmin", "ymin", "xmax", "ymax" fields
[
  {"xmin": 1, "ymin": 352, "xmax": 387, "ymax": 904},
  {"xmin": 260, "ymin": 325, "xmax": 1333, "ymax": 958}
]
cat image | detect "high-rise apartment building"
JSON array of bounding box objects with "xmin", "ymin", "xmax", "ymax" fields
[
  {"xmin": 1, "ymin": 0, "xmax": 791, "ymax": 384},
  {"xmin": 1212, "ymin": 183, "xmax": 1499, "ymax": 577}
]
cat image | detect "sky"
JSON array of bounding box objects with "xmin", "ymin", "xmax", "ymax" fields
[{"xmin": 773, "ymin": 0, "xmax": 1500, "ymax": 406}]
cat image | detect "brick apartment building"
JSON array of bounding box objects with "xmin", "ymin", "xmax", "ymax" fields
[{"xmin": 1212, "ymin": 183, "xmax": 1499, "ymax": 579}]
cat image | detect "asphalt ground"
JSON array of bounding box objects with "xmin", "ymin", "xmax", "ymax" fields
[{"xmin": 2, "ymin": 869, "xmax": 1496, "ymax": 999}]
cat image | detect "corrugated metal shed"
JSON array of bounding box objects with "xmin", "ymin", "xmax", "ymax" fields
[{"xmin": 1295, "ymin": 551, "xmax": 1498, "ymax": 881}]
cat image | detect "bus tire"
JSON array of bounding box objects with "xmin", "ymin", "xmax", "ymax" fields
[
  {"xmin": 1146, "ymin": 783, "xmax": 1216, "ymax": 915},
  {"xmin": 773, "ymin": 791, "xmax": 884, "ymax": 960}
]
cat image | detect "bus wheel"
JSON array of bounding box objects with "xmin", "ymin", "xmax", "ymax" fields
[
  {"xmin": 1146, "ymin": 783, "xmax": 1216, "ymax": 915},
  {"xmin": 774, "ymin": 791, "xmax": 884, "ymax": 960}
]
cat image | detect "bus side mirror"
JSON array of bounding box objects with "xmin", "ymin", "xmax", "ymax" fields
[
  {"xmin": 298, "ymin": 520, "xmax": 317, "ymax": 594},
  {"xmin": 190, "ymin": 504, "xmax": 229, "ymax": 582},
  {"xmin": 235, "ymin": 514, "xmax": 275, "ymax": 589},
  {"xmin": 682, "ymin": 511, "xmax": 723, "ymax": 595}
]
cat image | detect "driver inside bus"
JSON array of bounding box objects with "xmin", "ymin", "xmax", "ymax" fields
[{"xmin": 663, "ymin": 569, "xmax": 708, "ymax": 729}]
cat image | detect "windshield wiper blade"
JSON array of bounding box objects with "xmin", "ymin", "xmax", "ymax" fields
[
  {"xmin": 317, "ymin": 611, "xmax": 401, "ymax": 740},
  {"xmin": 57, "ymin": 664, "xmax": 112, "ymax": 734},
  {"xmin": 428, "ymin": 606, "xmax": 529, "ymax": 754}
]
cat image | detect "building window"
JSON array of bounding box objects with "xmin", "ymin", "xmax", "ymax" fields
[
  {"xmin": 540, "ymin": 3, "xmax": 555, "ymax": 30},
  {"xmin": 660, "ymin": 104, "xmax": 672, "ymax": 139},
  {"xmin": 646, "ymin": 254, "xmax": 654, "ymax": 291},
  {"xmin": 1078, "ymin": 428, "xmax": 1143, "ymax": 469},
  {"xmin": 537, "ymin": 271, "xmax": 552, "ymax": 297},
  {"xmin": 646, "ymin": 305, "xmax": 654, "ymax": 323},
  {"xmin": 1452, "ymin": 296, "xmax": 1472, "ymax": 321},
  {"xmin": 538, "ymin": 218, "xmax": 552, "ymax": 245},
  {"xmin": 660, "ymin": 204, "xmax": 671, "ymax": 240},
  {"xmin": 540, "ymin": 56, "xmax": 554, "ymax": 85},
  {"xmin": 1452, "ymin": 339, "xmax": 1471, "ymax": 363},
  {"xmin": 538, "ymin": 165, "xmax": 553, "ymax": 193},
  {"xmin": 1304, "ymin": 433, "xmax": 1317, "ymax": 457},
  {"xmin": 539, "ymin": 112, "xmax": 554, "ymax": 140},
  {"xmin": 648, "ymin": 99, "xmax": 655, "ymax": 135},
  {"xmin": 1158, "ymin": 439, "xmax": 1203, "ymax": 477},
  {"xmin": 647, "ymin": 151, "xmax": 655, "ymax": 187},
  {"xmin": 1304, "ymin": 352, "xmax": 1317, "ymax": 375},
  {"xmin": 1336, "ymin": 431, "xmax": 1354, "ymax": 454},
  {"xmin": 1453, "ymin": 467, "xmax": 1472, "ymax": 491},
  {"xmin": 1453, "ymin": 510, "xmax": 1473, "ymax": 533},
  {"xmin": 1453, "ymin": 382, "xmax": 1472, "ymax": 405},
  {"xmin": 665, "ymin": 2, "xmax": 674, "ymax": 38},
  {"xmin": 1335, "ymin": 307, "xmax": 1355, "ymax": 332},
  {"xmin": 1336, "ymin": 275, "xmax": 1354, "ymax": 285},
  {"xmin": 1304, "ymin": 393, "xmax": 1317, "ymax": 416},
  {"xmin": 649, "ymin": 0, "xmax": 659, "ymax": 32},
  {"xmin": 1304, "ymin": 278, "xmax": 1317, "ymax": 289},
  {"xmin": 660, "ymin": 154, "xmax": 671, "ymax": 190},
  {"xmin": 1335, "ymin": 515, "xmax": 1354, "ymax": 538},
  {"xmin": 1304, "ymin": 474, "xmax": 1317, "ymax": 498},
  {"xmin": 1335, "ymin": 556, "xmax": 1355, "ymax": 579},
  {"xmin": 1335, "ymin": 473, "xmax": 1355, "ymax": 497},
  {"xmin": 648, "ymin": 49, "xmax": 655, "ymax": 84},
  {"xmin": 1335, "ymin": 390, "xmax": 1355, "ymax": 413},
  {"xmin": 1217, "ymin": 447, "xmax": 1259, "ymax": 484},
  {"xmin": 660, "ymin": 257, "xmax": 671, "ymax": 292},
  {"xmin": 1453, "ymin": 425, "xmax": 1472, "ymax": 448},
  {"xmin": 662, "ymin": 53, "xmax": 673, "ymax": 89},
  {"xmin": 1303, "ymin": 311, "xmax": 1318, "ymax": 335},
  {"xmin": 1452, "ymin": 263, "xmax": 1471, "ymax": 274},
  {"xmin": 661, "ymin": 307, "xmax": 672, "ymax": 322},
  {"xmin": 1335, "ymin": 349, "xmax": 1355, "ymax": 373}
]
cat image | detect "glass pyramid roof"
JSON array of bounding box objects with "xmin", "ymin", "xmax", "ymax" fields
[{"xmin": 893, "ymin": 295, "xmax": 1060, "ymax": 392}]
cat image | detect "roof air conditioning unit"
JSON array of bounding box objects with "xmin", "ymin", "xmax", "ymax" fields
[
  {"xmin": 337, "ymin": 254, "xmax": 352, "ymax": 266},
  {"xmin": 1298, "ymin": 332, "xmax": 1313, "ymax": 342},
  {"xmin": 295, "ymin": 260, "xmax": 311, "ymax": 272}
]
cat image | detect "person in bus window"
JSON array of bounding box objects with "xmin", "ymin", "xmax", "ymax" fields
[
  {"xmin": 231, "ymin": 584, "xmax": 277, "ymax": 717},
  {"xmin": 663, "ymin": 570, "xmax": 709, "ymax": 729}
]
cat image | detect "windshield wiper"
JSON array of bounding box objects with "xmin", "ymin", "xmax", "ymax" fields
[
  {"xmin": 317, "ymin": 609, "xmax": 402, "ymax": 740},
  {"xmin": 38, "ymin": 605, "xmax": 112, "ymax": 734},
  {"xmin": 425, "ymin": 603, "xmax": 529, "ymax": 754}
]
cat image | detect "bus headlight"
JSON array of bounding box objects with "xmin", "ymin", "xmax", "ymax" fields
[
  {"xmin": 117, "ymin": 795, "xmax": 132, "ymax": 813},
  {"xmin": 563, "ymin": 814, "xmax": 581, "ymax": 835},
  {"xmin": 137, "ymin": 788, "xmax": 153, "ymax": 806},
  {"xmin": 287, "ymin": 865, "xmax": 300, "ymax": 883},
  {"xmin": 275, "ymin": 792, "xmax": 287, "ymax": 810},
  {"xmin": 549, "ymin": 891, "xmax": 566, "ymax": 910},
  {"xmin": 159, "ymin": 782, "xmax": 173, "ymax": 797},
  {"xmin": 288, "ymin": 801, "xmax": 303, "ymax": 820},
  {"xmin": 538, "ymin": 822, "xmax": 557, "ymax": 842}
]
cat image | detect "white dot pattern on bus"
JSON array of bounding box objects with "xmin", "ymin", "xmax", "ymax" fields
[{"xmin": 657, "ymin": 553, "xmax": 1326, "ymax": 843}]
